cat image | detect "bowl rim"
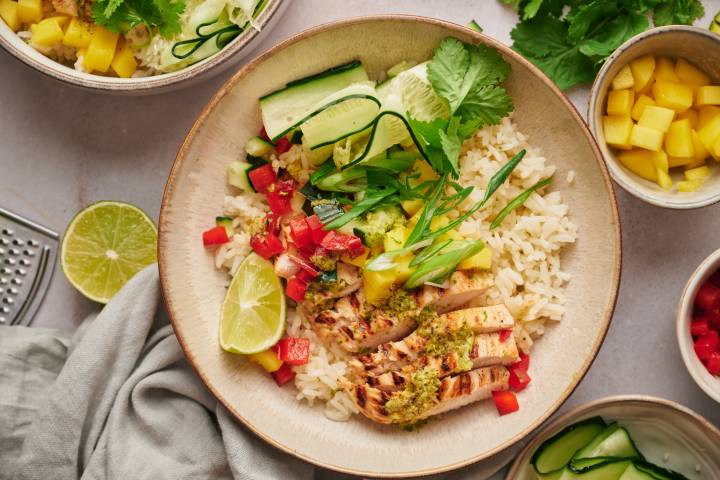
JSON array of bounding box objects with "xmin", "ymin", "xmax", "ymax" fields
[
  {"xmin": 587, "ymin": 25, "xmax": 720, "ymax": 210},
  {"xmin": 676, "ymin": 247, "xmax": 720, "ymax": 403},
  {"xmin": 0, "ymin": 0, "xmax": 285, "ymax": 93},
  {"xmin": 158, "ymin": 14, "xmax": 623, "ymax": 477},
  {"xmin": 505, "ymin": 394, "xmax": 720, "ymax": 479}
]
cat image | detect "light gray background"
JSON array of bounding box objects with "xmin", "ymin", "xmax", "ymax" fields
[{"xmin": 2, "ymin": 1, "xmax": 720, "ymax": 478}]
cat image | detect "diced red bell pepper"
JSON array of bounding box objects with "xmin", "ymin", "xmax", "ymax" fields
[
  {"xmin": 202, "ymin": 226, "xmax": 229, "ymax": 246},
  {"xmin": 248, "ymin": 164, "xmax": 277, "ymax": 193},
  {"xmin": 306, "ymin": 214, "xmax": 327, "ymax": 244},
  {"xmin": 276, "ymin": 337, "xmax": 311, "ymax": 366},
  {"xmin": 265, "ymin": 212, "xmax": 281, "ymax": 236},
  {"xmin": 296, "ymin": 269, "xmax": 315, "ymax": 284},
  {"xmin": 271, "ymin": 363, "xmax": 295, "ymax": 386},
  {"xmin": 512, "ymin": 352, "xmax": 530, "ymax": 372},
  {"xmin": 266, "ymin": 190, "xmax": 292, "ymax": 215},
  {"xmin": 290, "ymin": 217, "xmax": 314, "ymax": 248},
  {"xmin": 691, "ymin": 318, "xmax": 710, "ymax": 337},
  {"xmin": 695, "ymin": 281, "xmax": 720, "ymax": 311},
  {"xmin": 250, "ymin": 232, "xmax": 284, "ymax": 260},
  {"xmin": 499, "ymin": 329, "xmax": 513, "ymax": 342},
  {"xmin": 491, "ymin": 390, "xmax": 519, "ymax": 416},
  {"xmin": 289, "ymin": 254, "xmax": 319, "ymax": 278},
  {"xmin": 509, "ymin": 368, "xmax": 531, "ymax": 391},
  {"xmin": 275, "ymin": 137, "xmax": 292, "ymax": 154},
  {"xmin": 705, "ymin": 352, "xmax": 720, "ymax": 375},
  {"xmin": 694, "ymin": 331, "xmax": 719, "ymax": 360},
  {"xmin": 320, "ymin": 230, "xmax": 364, "ymax": 256},
  {"xmin": 259, "ymin": 127, "xmax": 271, "ymax": 142},
  {"xmin": 286, "ymin": 276, "xmax": 308, "ymax": 302}
]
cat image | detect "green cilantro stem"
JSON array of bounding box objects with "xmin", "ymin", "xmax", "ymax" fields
[{"xmin": 490, "ymin": 177, "xmax": 552, "ymax": 229}]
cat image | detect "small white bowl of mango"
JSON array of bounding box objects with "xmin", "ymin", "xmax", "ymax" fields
[{"xmin": 589, "ymin": 26, "xmax": 720, "ymax": 209}]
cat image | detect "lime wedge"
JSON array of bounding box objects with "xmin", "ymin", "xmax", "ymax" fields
[
  {"xmin": 220, "ymin": 253, "xmax": 286, "ymax": 355},
  {"xmin": 61, "ymin": 201, "xmax": 157, "ymax": 304}
]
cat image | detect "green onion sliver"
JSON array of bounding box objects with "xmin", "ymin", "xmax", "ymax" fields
[
  {"xmin": 404, "ymin": 240, "xmax": 484, "ymax": 289},
  {"xmin": 490, "ymin": 177, "xmax": 552, "ymax": 230},
  {"xmin": 364, "ymin": 239, "xmax": 433, "ymax": 272},
  {"xmin": 409, "ymin": 239, "xmax": 452, "ymax": 268}
]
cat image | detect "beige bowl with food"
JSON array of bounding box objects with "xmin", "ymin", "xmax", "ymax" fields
[
  {"xmin": 588, "ymin": 26, "xmax": 720, "ymax": 209},
  {"xmin": 158, "ymin": 15, "xmax": 621, "ymax": 477},
  {"xmin": 0, "ymin": 0, "xmax": 288, "ymax": 94}
]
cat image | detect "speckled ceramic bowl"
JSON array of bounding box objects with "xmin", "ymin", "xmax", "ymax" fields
[
  {"xmin": 158, "ymin": 15, "xmax": 621, "ymax": 477},
  {"xmin": 588, "ymin": 26, "xmax": 720, "ymax": 209},
  {"xmin": 507, "ymin": 396, "xmax": 720, "ymax": 480},
  {"xmin": 0, "ymin": 0, "xmax": 288, "ymax": 94},
  {"xmin": 677, "ymin": 247, "xmax": 720, "ymax": 403}
]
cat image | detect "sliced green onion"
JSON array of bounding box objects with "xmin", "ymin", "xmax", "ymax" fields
[
  {"xmin": 310, "ymin": 159, "xmax": 336, "ymax": 185},
  {"xmin": 315, "ymin": 169, "xmax": 367, "ymax": 192},
  {"xmin": 364, "ymin": 239, "xmax": 433, "ymax": 272},
  {"xmin": 490, "ymin": 177, "xmax": 552, "ymax": 229},
  {"xmin": 323, "ymin": 187, "xmax": 397, "ymax": 230},
  {"xmin": 409, "ymin": 239, "xmax": 452, "ymax": 268},
  {"xmin": 468, "ymin": 19, "xmax": 483, "ymax": 32},
  {"xmin": 404, "ymin": 240, "xmax": 484, "ymax": 289},
  {"xmin": 404, "ymin": 175, "xmax": 448, "ymax": 246}
]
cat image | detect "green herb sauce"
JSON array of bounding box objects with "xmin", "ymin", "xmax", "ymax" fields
[{"xmin": 385, "ymin": 366, "xmax": 440, "ymax": 423}]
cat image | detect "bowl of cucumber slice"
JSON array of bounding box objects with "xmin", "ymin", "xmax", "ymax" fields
[{"xmin": 507, "ymin": 395, "xmax": 720, "ymax": 480}]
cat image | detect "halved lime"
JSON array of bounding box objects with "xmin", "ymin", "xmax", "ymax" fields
[
  {"xmin": 220, "ymin": 253, "xmax": 286, "ymax": 355},
  {"xmin": 61, "ymin": 201, "xmax": 157, "ymax": 304}
]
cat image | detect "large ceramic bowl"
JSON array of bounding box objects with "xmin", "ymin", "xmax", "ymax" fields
[
  {"xmin": 158, "ymin": 16, "xmax": 621, "ymax": 477},
  {"xmin": 0, "ymin": 0, "xmax": 288, "ymax": 94},
  {"xmin": 507, "ymin": 396, "xmax": 720, "ymax": 479}
]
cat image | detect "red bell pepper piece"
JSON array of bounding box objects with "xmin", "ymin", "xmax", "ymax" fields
[
  {"xmin": 286, "ymin": 276, "xmax": 308, "ymax": 302},
  {"xmin": 512, "ymin": 352, "xmax": 530, "ymax": 372},
  {"xmin": 691, "ymin": 318, "xmax": 710, "ymax": 337},
  {"xmin": 695, "ymin": 281, "xmax": 720, "ymax": 311},
  {"xmin": 202, "ymin": 226, "xmax": 229, "ymax": 246},
  {"xmin": 276, "ymin": 337, "xmax": 311, "ymax": 366},
  {"xmin": 271, "ymin": 363, "xmax": 295, "ymax": 386},
  {"xmin": 694, "ymin": 331, "xmax": 719, "ymax": 360},
  {"xmin": 509, "ymin": 368, "xmax": 531, "ymax": 391},
  {"xmin": 705, "ymin": 352, "xmax": 720, "ymax": 375},
  {"xmin": 320, "ymin": 231, "xmax": 365, "ymax": 256},
  {"xmin": 289, "ymin": 217, "xmax": 313, "ymax": 248},
  {"xmin": 305, "ymin": 215, "xmax": 327, "ymax": 244},
  {"xmin": 491, "ymin": 390, "xmax": 519, "ymax": 416},
  {"xmin": 289, "ymin": 254, "xmax": 319, "ymax": 278},
  {"xmin": 248, "ymin": 164, "xmax": 277, "ymax": 193},
  {"xmin": 264, "ymin": 212, "xmax": 281, "ymax": 236},
  {"xmin": 250, "ymin": 232, "xmax": 284, "ymax": 260},
  {"xmin": 275, "ymin": 137, "xmax": 292, "ymax": 154},
  {"xmin": 499, "ymin": 329, "xmax": 513, "ymax": 342},
  {"xmin": 266, "ymin": 190, "xmax": 292, "ymax": 215},
  {"xmin": 296, "ymin": 270, "xmax": 315, "ymax": 284}
]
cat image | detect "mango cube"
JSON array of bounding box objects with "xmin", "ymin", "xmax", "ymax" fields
[
  {"xmin": 691, "ymin": 129, "xmax": 710, "ymax": 163},
  {"xmin": 653, "ymin": 80, "xmax": 694, "ymax": 113},
  {"xmin": 458, "ymin": 247, "xmax": 492, "ymax": 270},
  {"xmin": 0, "ymin": 0, "xmax": 20, "ymax": 32},
  {"xmin": 678, "ymin": 179, "xmax": 704, "ymax": 192},
  {"xmin": 655, "ymin": 57, "xmax": 678, "ymax": 82},
  {"xmin": 713, "ymin": 137, "xmax": 720, "ymax": 161},
  {"xmin": 665, "ymin": 119, "xmax": 694, "ymax": 158},
  {"xmin": 630, "ymin": 55, "xmax": 655, "ymax": 93},
  {"xmin": 656, "ymin": 168, "xmax": 673, "ymax": 190},
  {"xmin": 698, "ymin": 115, "xmax": 720, "ymax": 152},
  {"xmin": 63, "ymin": 17, "xmax": 93, "ymax": 48},
  {"xmin": 31, "ymin": 17, "xmax": 67, "ymax": 47},
  {"xmin": 17, "ymin": 0, "xmax": 41, "ymax": 23},
  {"xmin": 607, "ymin": 89, "xmax": 634, "ymax": 117},
  {"xmin": 696, "ymin": 86, "xmax": 720, "ymax": 107},
  {"xmin": 631, "ymin": 94, "xmax": 655, "ymax": 121},
  {"xmin": 611, "ymin": 65, "xmax": 635, "ymax": 90},
  {"xmin": 363, "ymin": 269, "xmax": 396, "ymax": 306},
  {"xmin": 677, "ymin": 109, "xmax": 699, "ymax": 128},
  {"xmin": 651, "ymin": 150, "xmax": 669, "ymax": 173},
  {"xmin": 697, "ymin": 106, "xmax": 720, "ymax": 129},
  {"xmin": 668, "ymin": 155, "xmax": 695, "ymax": 168},
  {"xmin": 630, "ymin": 124, "xmax": 664, "ymax": 151},
  {"xmin": 83, "ymin": 25, "xmax": 118, "ymax": 73},
  {"xmin": 637, "ymin": 105, "xmax": 675, "ymax": 132},
  {"xmin": 111, "ymin": 40, "xmax": 137, "ymax": 78},
  {"xmin": 675, "ymin": 58, "xmax": 710, "ymax": 86},
  {"xmin": 603, "ymin": 115, "xmax": 633, "ymax": 150},
  {"xmin": 618, "ymin": 149, "xmax": 657, "ymax": 181},
  {"xmin": 685, "ymin": 165, "xmax": 711, "ymax": 181}
]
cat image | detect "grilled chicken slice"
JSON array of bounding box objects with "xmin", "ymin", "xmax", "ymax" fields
[
  {"xmin": 344, "ymin": 366, "xmax": 510, "ymax": 424},
  {"xmin": 303, "ymin": 263, "xmax": 362, "ymax": 312},
  {"xmin": 350, "ymin": 305, "xmax": 515, "ymax": 376},
  {"xmin": 364, "ymin": 332, "xmax": 519, "ymax": 390},
  {"xmin": 416, "ymin": 271, "xmax": 494, "ymax": 313},
  {"xmin": 52, "ymin": 0, "xmax": 77, "ymax": 16}
]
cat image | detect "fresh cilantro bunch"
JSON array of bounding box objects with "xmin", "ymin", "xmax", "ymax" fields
[
  {"xmin": 506, "ymin": 0, "xmax": 705, "ymax": 90},
  {"xmin": 93, "ymin": 0, "xmax": 185, "ymax": 37}
]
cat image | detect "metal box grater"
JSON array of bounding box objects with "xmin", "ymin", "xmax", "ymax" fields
[{"xmin": 0, "ymin": 207, "xmax": 59, "ymax": 326}]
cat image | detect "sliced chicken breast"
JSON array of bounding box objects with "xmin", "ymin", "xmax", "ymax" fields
[{"xmin": 416, "ymin": 270, "xmax": 494, "ymax": 313}]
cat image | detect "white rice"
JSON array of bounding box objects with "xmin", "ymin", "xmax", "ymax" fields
[{"xmin": 214, "ymin": 115, "xmax": 577, "ymax": 421}]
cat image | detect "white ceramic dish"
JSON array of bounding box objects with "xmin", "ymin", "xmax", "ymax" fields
[
  {"xmin": 0, "ymin": 0, "xmax": 288, "ymax": 95},
  {"xmin": 677, "ymin": 247, "xmax": 720, "ymax": 403},
  {"xmin": 507, "ymin": 395, "xmax": 720, "ymax": 480},
  {"xmin": 588, "ymin": 26, "xmax": 720, "ymax": 209}
]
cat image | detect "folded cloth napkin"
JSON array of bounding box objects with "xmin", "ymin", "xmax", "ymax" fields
[{"xmin": 0, "ymin": 265, "xmax": 506, "ymax": 480}]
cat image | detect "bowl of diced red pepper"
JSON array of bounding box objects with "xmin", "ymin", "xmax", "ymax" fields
[{"xmin": 677, "ymin": 248, "xmax": 720, "ymax": 403}]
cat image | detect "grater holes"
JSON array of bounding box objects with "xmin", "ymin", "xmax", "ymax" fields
[
  {"xmin": 12, "ymin": 238, "xmax": 24, "ymax": 246},
  {"xmin": 4, "ymin": 258, "xmax": 16, "ymax": 266},
  {"xmin": 0, "ymin": 306, "xmax": 7, "ymax": 313},
  {"xmin": 28, "ymin": 239, "xmax": 39, "ymax": 247},
  {"xmin": 1, "ymin": 268, "xmax": 10, "ymax": 275},
  {"xmin": 0, "ymin": 318, "xmax": 6, "ymax": 325},
  {"xmin": 15, "ymin": 268, "xmax": 26, "ymax": 276},
  {"xmin": 11, "ymin": 278, "xmax": 21, "ymax": 285},
  {"xmin": 24, "ymin": 249, "xmax": 35, "ymax": 257},
  {"xmin": 9, "ymin": 248, "xmax": 20, "ymax": 256},
  {"xmin": 2, "ymin": 228, "xmax": 12, "ymax": 235},
  {"xmin": 0, "ymin": 278, "xmax": 6, "ymax": 284},
  {"xmin": 19, "ymin": 259, "xmax": 30, "ymax": 266},
  {"xmin": 8, "ymin": 287, "xmax": 18, "ymax": 295},
  {"xmin": 0, "ymin": 238, "xmax": 7, "ymax": 245},
  {"xmin": 2, "ymin": 297, "xmax": 14, "ymax": 305}
]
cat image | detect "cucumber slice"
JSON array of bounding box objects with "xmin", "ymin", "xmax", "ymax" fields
[
  {"xmin": 260, "ymin": 61, "xmax": 370, "ymax": 141},
  {"xmin": 567, "ymin": 459, "xmax": 631, "ymax": 479},
  {"xmin": 573, "ymin": 424, "xmax": 641, "ymax": 460},
  {"xmin": 377, "ymin": 62, "xmax": 450, "ymax": 122},
  {"xmin": 227, "ymin": 161, "xmax": 254, "ymax": 192},
  {"xmin": 216, "ymin": 216, "xmax": 234, "ymax": 236},
  {"xmin": 619, "ymin": 463, "xmax": 660, "ymax": 480},
  {"xmin": 386, "ymin": 60, "xmax": 417, "ymax": 78},
  {"xmin": 245, "ymin": 136, "xmax": 274, "ymax": 157},
  {"xmin": 531, "ymin": 417, "xmax": 607, "ymax": 474},
  {"xmin": 302, "ymin": 134, "xmax": 333, "ymax": 166},
  {"xmin": 632, "ymin": 460, "xmax": 689, "ymax": 480}
]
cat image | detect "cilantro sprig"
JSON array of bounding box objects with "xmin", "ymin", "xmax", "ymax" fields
[
  {"xmin": 506, "ymin": 0, "xmax": 705, "ymax": 90},
  {"xmin": 93, "ymin": 0, "xmax": 185, "ymax": 37}
]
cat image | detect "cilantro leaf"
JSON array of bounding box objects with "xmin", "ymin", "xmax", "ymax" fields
[
  {"xmin": 439, "ymin": 117, "xmax": 462, "ymax": 177},
  {"xmin": 567, "ymin": 1, "xmax": 621, "ymax": 43},
  {"xmin": 408, "ymin": 117, "xmax": 448, "ymax": 149},
  {"xmin": 456, "ymin": 84, "xmax": 514, "ymax": 126},
  {"xmin": 653, "ymin": 0, "xmax": 704, "ymax": 26},
  {"xmin": 92, "ymin": 0, "xmax": 184, "ymax": 37},
  {"xmin": 578, "ymin": 12, "xmax": 648, "ymax": 59}
]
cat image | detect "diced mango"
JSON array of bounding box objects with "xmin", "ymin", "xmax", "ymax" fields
[
  {"xmin": 651, "ymin": 150, "xmax": 668, "ymax": 173},
  {"xmin": 16, "ymin": 0, "xmax": 40, "ymax": 23},
  {"xmin": 678, "ymin": 179, "xmax": 704, "ymax": 192},
  {"xmin": 391, "ymin": 253, "xmax": 415, "ymax": 283},
  {"xmin": 637, "ymin": 105, "xmax": 675, "ymax": 132},
  {"xmin": 458, "ymin": 246, "xmax": 492, "ymax": 270},
  {"xmin": 630, "ymin": 55, "xmax": 656, "ymax": 93},
  {"xmin": 684, "ymin": 158, "xmax": 706, "ymax": 169},
  {"xmin": 30, "ymin": 17, "xmax": 67, "ymax": 47},
  {"xmin": 341, "ymin": 249, "xmax": 367, "ymax": 267},
  {"xmin": 618, "ymin": 149, "xmax": 657, "ymax": 181},
  {"xmin": 248, "ymin": 349, "xmax": 282, "ymax": 372},
  {"xmin": 630, "ymin": 124, "xmax": 664, "ymax": 151},
  {"xmin": 603, "ymin": 115, "xmax": 633, "ymax": 149},
  {"xmin": 655, "ymin": 57, "xmax": 678, "ymax": 82},
  {"xmin": 698, "ymin": 106, "xmax": 720, "ymax": 129},
  {"xmin": 685, "ymin": 165, "xmax": 711, "ymax": 181},
  {"xmin": 668, "ymin": 155, "xmax": 695, "ymax": 168},
  {"xmin": 363, "ymin": 269, "xmax": 396, "ymax": 305},
  {"xmin": 691, "ymin": 129, "xmax": 710, "ymax": 163},
  {"xmin": 111, "ymin": 39, "xmax": 137, "ymax": 78},
  {"xmin": 611, "ymin": 65, "xmax": 635, "ymax": 90},
  {"xmin": 656, "ymin": 168, "xmax": 673, "ymax": 190},
  {"xmin": 713, "ymin": 137, "xmax": 720, "ymax": 161},
  {"xmin": 631, "ymin": 94, "xmax": 655, "ymax": 121},
  {"xmin": 63, "ymin": 17, "xmax": 93, "ymax": 48},
  {"xmin": 665, "ymin": 119, "xmax": 695, "ymax": 158},
  {"xmin": 696, "ymin": 86, "xmax": 720, "ymax": 107},
  {"xmin": 0, "ymin": 0, "xmax": 20, "ymax": 31},
  {"xmin": 677, "ymin": 109, "xmax": 699, "ymax": 129},
  {"xmin": 401, "ymin": 199, "xmax": 423, "ymax": 216},
  {"xmin": 83, "ymin": 25, "xmax": 118, "ymax": 73},
  {"xmin": 653, "ymin": 80, "xmax": 694, "ymax": 113},
  {"xmin": 698, "ymin": 115, "xmax": 720, "ymax": 152},
  {"xmin": 675, "ymin": 58, "xmax": 711, "ymax": 86},
  {"xmin": 607, "ymin": 89, "xmax": 634, "ymax": 117}
]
